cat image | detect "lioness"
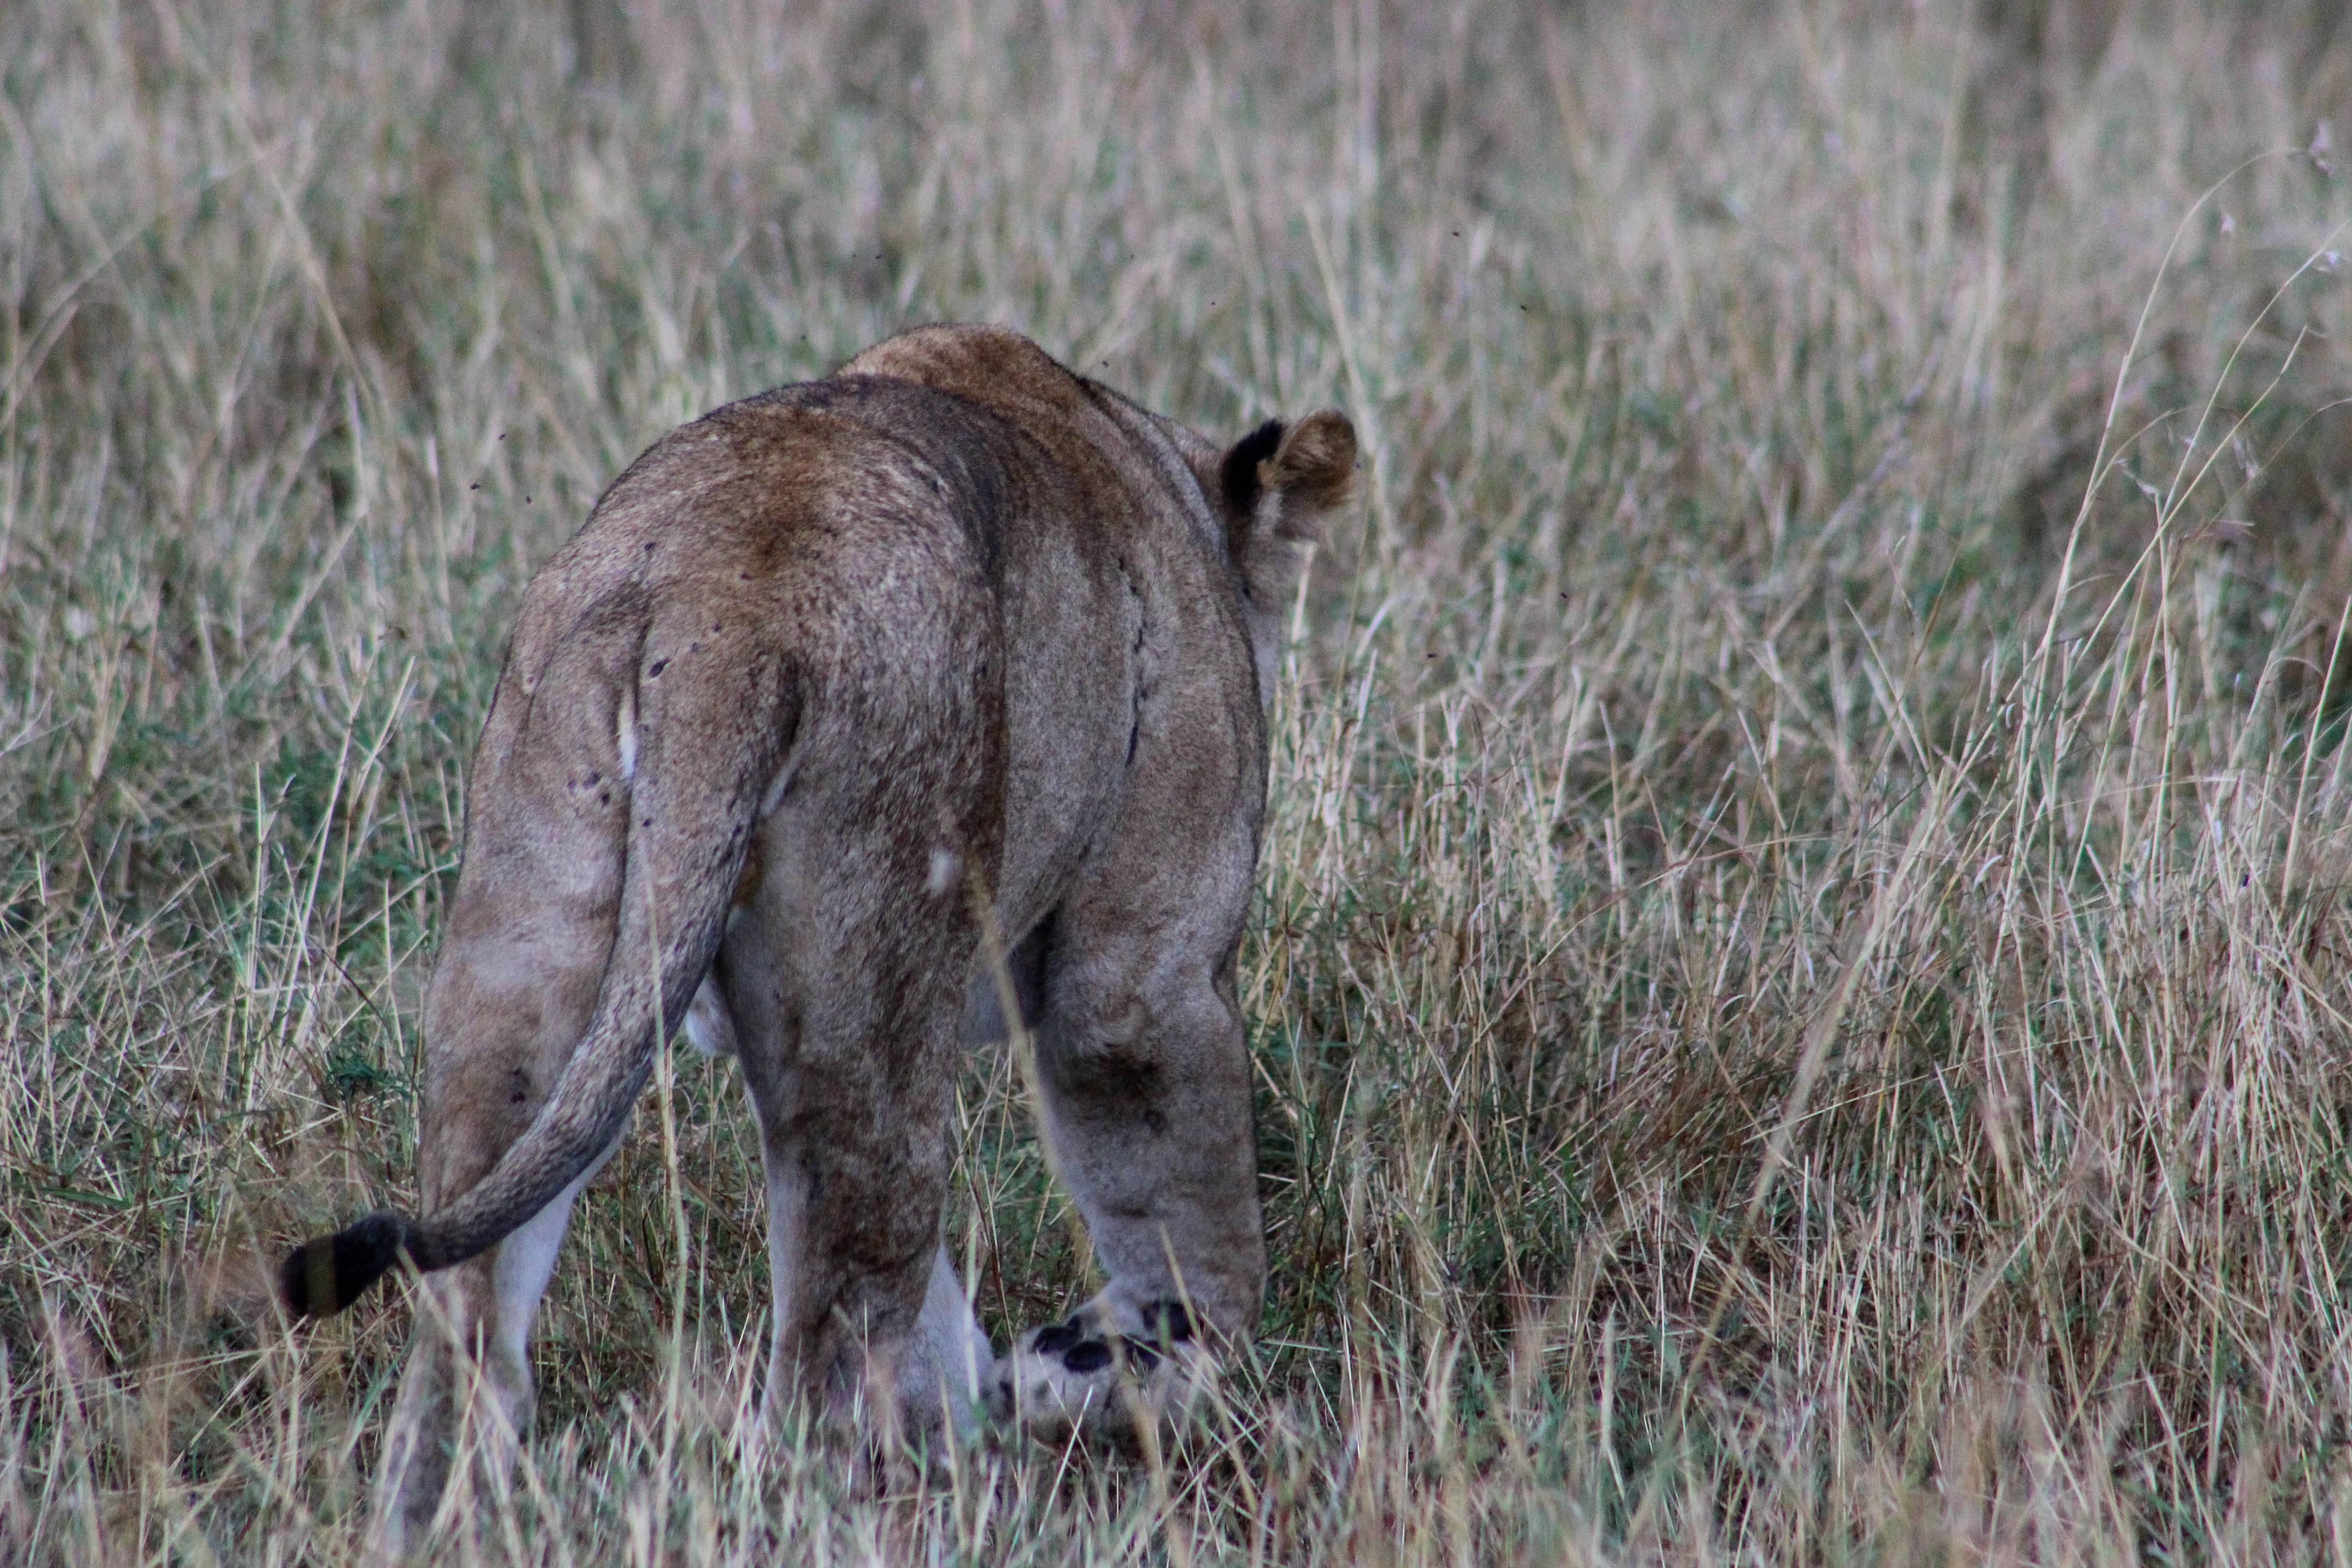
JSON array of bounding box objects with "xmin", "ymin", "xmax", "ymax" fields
[{"xmin": 282, "ymin": 324, "xmax": 1354, "ymax": 1549}]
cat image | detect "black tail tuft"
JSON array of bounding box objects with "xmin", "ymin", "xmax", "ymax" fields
[{"xmin": 281, "ymin": 1210, "xmax": 412, "ymax": 1318}]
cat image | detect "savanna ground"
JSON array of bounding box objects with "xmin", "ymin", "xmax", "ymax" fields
[{"xmin": 11, "ymin": 1, "xmax": 2352, "ymax": 1562}]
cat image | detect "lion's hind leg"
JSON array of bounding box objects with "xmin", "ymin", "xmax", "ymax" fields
[
  {"xmin": 364, "ymin": 634, "xmax": 642, "ymax": 1558},
  {"xmin": 720, "ymin": 757, "xmax": 1000, "ymax": 1459},
  {"xmin": 366, "ymin": 942, "xmax": 626, "ymax": 1559},
  {"xmin": 368, "ymin": 1135, "xmax": 618, "ymax": 1559}
]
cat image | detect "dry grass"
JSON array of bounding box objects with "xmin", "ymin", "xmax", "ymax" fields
[{"xmin": 11, "ymin": 1, "xmax": 2352, "ymax": 1562}]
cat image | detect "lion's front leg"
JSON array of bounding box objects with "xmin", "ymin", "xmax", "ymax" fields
[
  {"xmin": 987, "ymin": 1291, "xmax": 1218, "ymax": 1455},
  {"xmin": 987, "ymin": 868, "xmax": 1267, "ymax": 1454}
]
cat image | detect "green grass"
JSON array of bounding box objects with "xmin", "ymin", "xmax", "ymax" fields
[{"xmin": 12, "ymin": 0, "xmax": 2352, "ymax": 1561}]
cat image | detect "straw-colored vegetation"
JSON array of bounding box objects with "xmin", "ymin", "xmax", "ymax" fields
[{"xmin": 11, "ymin": 1, "xmax": 2352, "ymax": 1561}]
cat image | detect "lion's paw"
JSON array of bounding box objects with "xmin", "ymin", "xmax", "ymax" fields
[{"xmin": 984, "ymin": 1299, "xmax": 1211, "ymax": 1454}]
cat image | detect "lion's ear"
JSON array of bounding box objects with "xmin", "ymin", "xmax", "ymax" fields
[
  {"xmin": 1262, "ymin": 410, "xmax": 1358, "ymax": 540},
  {"xmin": 1219, "ymin": 410, "xmax": 1357, "ymax": 606},
  {"xmin": 1220, "ymin": 411, "xmax": 1358, "ymax": 544}
]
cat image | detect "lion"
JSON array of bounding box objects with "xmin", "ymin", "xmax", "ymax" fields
[{"xmin": 279, "ymin": 323, "xmax": 1355, "ymax": 1552}]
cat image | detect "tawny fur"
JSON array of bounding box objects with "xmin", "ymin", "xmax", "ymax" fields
[{"xmin": 280, "ymin": 325, "xmax": 1355, "ymax": 1556}]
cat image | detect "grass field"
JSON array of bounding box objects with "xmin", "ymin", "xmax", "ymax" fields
[{"xmin": 12, "ymin": 1, "xmax": 2352, "ymax": 1561}]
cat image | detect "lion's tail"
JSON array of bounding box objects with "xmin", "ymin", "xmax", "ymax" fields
[{"xmin": 281, "ymin": 636, "xmax": 799, "ymax": 1318}]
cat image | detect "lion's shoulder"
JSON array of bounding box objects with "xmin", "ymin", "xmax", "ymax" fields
[{"xmin": 840, "ymin": 323, "xmax": 1081, "ymax": 407}]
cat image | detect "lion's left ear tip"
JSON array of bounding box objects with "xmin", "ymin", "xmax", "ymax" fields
[
  {"xmin": 1273, "ymin": 409, "xmax": 1358, "ymax": 511},
  {"xmin": 1296, "ymin": 407, "xmax": 1357, "ymax": 448}
]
